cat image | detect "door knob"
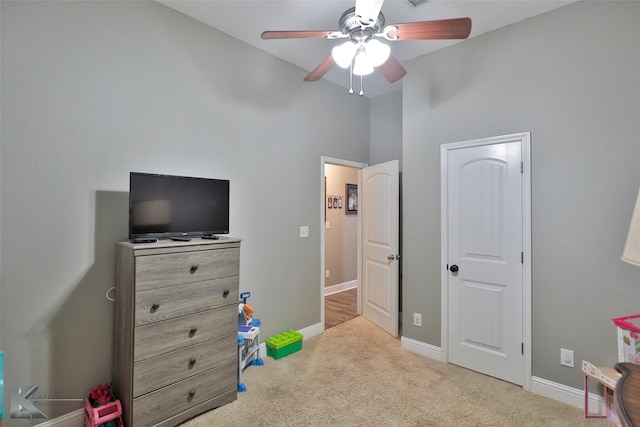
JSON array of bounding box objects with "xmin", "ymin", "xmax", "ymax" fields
[
  {"xmin": 387, "ymin": 255, "xmax": 395, "ymax": 260},
  {"xmin": 449, "ymin": 264, "xmax": 459, "ymax": 273}
]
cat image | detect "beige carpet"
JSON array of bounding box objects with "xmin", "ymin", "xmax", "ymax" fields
[{"xmin": 183, "ymin": 316, "xmax": 612, "ymax": 427}]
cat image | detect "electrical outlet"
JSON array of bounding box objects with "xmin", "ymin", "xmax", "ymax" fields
[
  {"xmin": 299, "ymin": 226, "xmax": 309, "ymax": 238},
  {"xmin": 561, "ymin": 348, "xmax": 574, "ymax": 368},
  {"xmin": 413, "ymin": 313, "xmax": 422, "ymax": 327},
  {"xmin": 325, "ymin": 270, "xmax": 330, "ymax": 279}
]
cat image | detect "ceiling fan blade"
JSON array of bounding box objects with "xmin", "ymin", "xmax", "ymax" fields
[
  {"xmin": 388, "ymin": 17, "xmax": 472, "ymax": 40},
  {"xmin": 261, "ymin": 30, "xmax": 334, "ymax": 40},
  {"xmin": 355, "ymin": 0, "xmax": 385, "ymax": 25},
  {"xmin": 378, "ymin": 55, "xmax": 407, "ymax": 84},
  {"xmin": 303, "ymin": 56, "xmax": 336, "ymax": 82}
]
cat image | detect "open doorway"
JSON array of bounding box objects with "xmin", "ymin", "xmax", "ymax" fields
[
  {"xmin": 320, "ymin": 157, "xmax": 401, "ymax": 335},
  {"xmin": 321, "ymin": 157, "xmax": 367, "ymax": 330}
]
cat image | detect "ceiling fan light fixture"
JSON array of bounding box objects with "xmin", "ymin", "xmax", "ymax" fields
[
  {"xmin": 365, "ymin": 39, "xmax": 390, "ymax": 67},
  {"xmin": 332, "ymin": 41, "xmax": 357, "ymax": 69},
  {"xmin": 262, "ymin": 5, "xmax": 471, "ymax": 89}
]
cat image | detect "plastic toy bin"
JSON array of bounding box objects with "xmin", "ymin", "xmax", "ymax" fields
[
  {"xmin": 613, "ymin": 314, "xmax": 640, "ymax": 364},
  {"xmin": 83, "ymin": 398, "xmax": 123, "ymax": 427},
  {"xmin": 265, "ymin": 330, "xmax": 303, "ymax": 360}
]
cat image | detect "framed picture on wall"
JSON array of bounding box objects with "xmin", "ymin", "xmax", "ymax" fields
[
  {"xmin": 346, "ymin": 184, "xmax": 357, "ymax": 215},
  {"xmin": 328, "ymin": 196, "xmax": 333, "ymax": 209}
]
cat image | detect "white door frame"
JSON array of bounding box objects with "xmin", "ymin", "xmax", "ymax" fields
[
  {"xmin": 321, "ymin": 156, "xmax": 368, "ymax": 329},
  {"xmin": 440, "ymin": 132, "xmax": 532, "ymax": 391}
]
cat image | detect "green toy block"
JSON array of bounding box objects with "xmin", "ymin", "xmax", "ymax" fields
[{"xmin": 265, "ymin": 330, "xmax": 303, "ymax": 359}]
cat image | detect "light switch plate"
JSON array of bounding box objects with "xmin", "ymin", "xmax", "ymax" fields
[{"xmin": 300, "ymin": 226, "xmax": 309, "ymax": 238}]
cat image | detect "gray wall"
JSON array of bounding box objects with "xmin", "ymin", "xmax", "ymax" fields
[
  {"xmin": 370, "ymin": 91, "xmax": 402, "ymax": 168},
  {"xmin": 324, "ymin": 164, "xmax": 358, "ymax": 288},
  {"xmin": 402, "ymin": 0, "xmax": 640, "ymax": 389},
  {"xmin": 0, "ymin": 0, "xmax": 369, "ymax": 419}
]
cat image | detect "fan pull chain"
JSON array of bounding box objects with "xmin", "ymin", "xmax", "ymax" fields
[
  {"xmin": 348, "ymin": 62, "xmax": 354, "ymax": 94},
  {"xmin": 359, "ymin": 74, "xmax": 364, "ymax": 96}
]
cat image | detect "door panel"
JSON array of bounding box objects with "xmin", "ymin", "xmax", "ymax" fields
[
  {"xmin": 362, "ymin": 160, "xmax": 399, "ymax": 337},
  {"xmin": 447, "ymin": 140, "xmax": 523, "ymax": 385}
]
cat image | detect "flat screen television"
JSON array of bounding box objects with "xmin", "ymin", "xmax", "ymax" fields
[{"xmin": 129, "ymin": 172, "xmax": 230, "ymax": 240}]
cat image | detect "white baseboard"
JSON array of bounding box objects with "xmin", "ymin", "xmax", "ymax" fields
[
  {"xmin": 324, "ymin": 280, "xmax": 357, "ymax": 296},
  {"xmin": 531, "ymin": 375, "xmax": 619, "ymax": 422},
  {"xmin": 299, "ymin": 322, "xmax": 323, "ymax": 339},
  {"xmin": 400, "ymin": 335, "xmax": 444, "ymax": 362},
  {"xmin": 530, "ymin": 376, "xmax": 584, "ymax": 408}
]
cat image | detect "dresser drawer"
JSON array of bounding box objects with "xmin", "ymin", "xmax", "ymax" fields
[
  {"xmin": 134, "ymin": 305, "xmax": 237, "ymax": 362},
  {"xmin": 132, "ymin": 360, "xmax": 236, "ymax": 427},
  {"xmin": 133, "ymin": 333, "xmax": 237, "ymax": 398},
  {"xmin": 135, "ymin": 276, "xmax": 238, "ymax": 326},
  {"xmin": 135, "ymin": 247, "xmax": 240, "ymax": 291}
]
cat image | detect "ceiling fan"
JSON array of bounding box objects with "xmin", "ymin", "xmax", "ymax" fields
[{"xmin": 261, "ymin": 0, "xmax": 472, "ymax": 95}]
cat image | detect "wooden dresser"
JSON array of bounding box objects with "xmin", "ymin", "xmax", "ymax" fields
[{"xmin": 113, "ymin": 238, "xmax": 241, "ymax": 427}]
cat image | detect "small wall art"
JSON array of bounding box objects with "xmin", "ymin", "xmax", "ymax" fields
[
  {"xmin": 346, "ymin": 184, "xmax": 357, "ymax": 215},
  {"xmin": 327, "ymin": 196, "xmax": 343, "ymax": 209}
]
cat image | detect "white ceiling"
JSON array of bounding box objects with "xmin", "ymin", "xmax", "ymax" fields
[{"xmin": 158, "ymin": 0, "xmax": 574, "ymax": 98}]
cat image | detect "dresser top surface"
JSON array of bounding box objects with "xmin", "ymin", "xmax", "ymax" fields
[{"xmin": 118, "ymin": 236, "xmax": 241, "ymax": 250}]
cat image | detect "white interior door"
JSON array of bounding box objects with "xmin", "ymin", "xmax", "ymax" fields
[
  {"xmin": 445, "ymin": 139, "xmax": 524, "ymax": 385},
  {"xmin": 362, "ymin": 160, "xmax": 400, "ymax": 337}
]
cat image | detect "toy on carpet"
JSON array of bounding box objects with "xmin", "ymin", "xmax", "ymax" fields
[
  {"xmin": 84, "ymin": 383, "xmax": 123, "ymax": 427},
  {"xmin": 237, "ymin": 292, "xmax": 264, "ymax": 392}
]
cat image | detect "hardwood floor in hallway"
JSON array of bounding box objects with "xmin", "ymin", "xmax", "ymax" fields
[{"xmin": 325, "ymin": 288, "xmax": 358, "ymax": 329}]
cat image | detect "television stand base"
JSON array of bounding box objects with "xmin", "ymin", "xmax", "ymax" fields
[
  {"xmin": 201, "ymin": 235, "xmax": 220, "ymax": 240},
  {"xmin": 130, "ymin": 238, "xmax": 158, "ymax": 244}
]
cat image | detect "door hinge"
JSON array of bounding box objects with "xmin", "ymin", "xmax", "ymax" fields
[
  {"xmin": 521, "ymin": 252, "xmax": 524, "ymax": 264},
  {"xmin": 521, "ymin": 162, "xmax": 523, "ymax": 174},
  {"xmin": 521, "ymin": 342, "xmax": 524, "ymax": 355}
]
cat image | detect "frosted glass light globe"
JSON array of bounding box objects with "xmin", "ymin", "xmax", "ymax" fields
[
  {"xmin": 353, "ymin": 49, "xmax": 374, "ymax": 76},
  {"xmin": 365, "ymin": 39, "xmax": 390, "ymax": 67},
  {"xmin": 332, "ymin": 41, "xmax": 357, "ymax": 69}
]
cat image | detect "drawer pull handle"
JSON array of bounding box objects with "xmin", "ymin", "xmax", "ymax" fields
[
  {"xmin": 189, "ymin": 358, "xmax": 197, "ymax": 366},
  {"xmin": 223, "ymin": 289, "xmax": 230, "ymax": 298},
  {"xmin": 190, "ymin": 264, "xmax": 199, "ymax": 274},
  {"xmin": 189, "ymin": 327, "xmax": 197, "ymax": 336},
  {"xmin": 151, "ymin": 303, "xmax": 160, "ymax": 311},
  {"xmin": 188, "ymin": 390, "xmax": 196, "ymax": 398}
]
